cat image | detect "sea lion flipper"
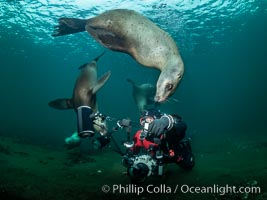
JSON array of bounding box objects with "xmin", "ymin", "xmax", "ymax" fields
[
  {"xmin": 52, "ymin": 18, "xmax": 87, "ymax": 37},
  {"xmin": 92, "ymin": 71, "xmax": 111, "ymax": 94},
  {"xmin": 48, "ymin": 98, "xmax": 74, "ymax": 110},
  {"xmin": 93, "ymin": 51, "xmax": 106, "ymax": 62}
]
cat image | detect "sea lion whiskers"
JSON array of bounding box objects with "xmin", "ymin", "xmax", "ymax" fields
[
  {"xmin": 164, "ymin": 97, "xmax": 180, "ymax": 104},
  {"xmin": 168, "ymin": 97, "xmax": 180, "ymax": 103}
]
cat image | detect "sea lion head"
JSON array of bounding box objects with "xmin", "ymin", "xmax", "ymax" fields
[{"xmin": 154, "ymin": 59, "xmax": 184, "ymax": 103}]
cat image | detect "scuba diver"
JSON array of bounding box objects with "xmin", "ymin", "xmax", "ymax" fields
[
  {"xmin": 64, "ymin": 106, "xmax": 111, "ymax": 150},
  {"xmin": 120, "ymin": 109, "xmax": 195, "ymax": 183},
  {"xmin": 68, "ymin": 106, "xmax": 195, "ymax": 183}
]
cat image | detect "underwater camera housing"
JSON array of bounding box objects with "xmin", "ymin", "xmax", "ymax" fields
[
  {"xmin": 77, "ymin": 106, "xmax": 95, "ymax": 138},
  {"xmin": 122, "ymin": 152, "xmax": 163, "ymax": 183}
]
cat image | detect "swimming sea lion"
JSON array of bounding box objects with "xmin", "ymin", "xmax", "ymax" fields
[
  {"xmin": 126, "ymin": 78, "xmax": 158, "ymax": 112},
  {"xmin": 52, "ymin": 9, "xmax": 184, "ymax": 103},
  {"xmin": 48, "ymin": 52, "xmax": 110, "ymax": 134}
]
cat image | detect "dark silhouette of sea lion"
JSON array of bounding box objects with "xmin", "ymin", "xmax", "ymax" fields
[
  {"xmin": 49, "ymin": 52, "xmax": 110, "ymax": 112},
  {"xmin": 126, "ymin": 78, "xmax": 158, "ymax": 112},
  {"xmin": 52, "ymin": 9, "xmax": 184, "ymax": 103}
]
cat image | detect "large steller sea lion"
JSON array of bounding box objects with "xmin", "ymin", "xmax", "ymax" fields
[{"xmin": 52, "ymin": 9, "xmax": 184, "ymax": 103}]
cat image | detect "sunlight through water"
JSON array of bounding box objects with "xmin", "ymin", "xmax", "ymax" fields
[{"xmin": 0, "ymin": 0, "xmax": 264, "ymax": 54}]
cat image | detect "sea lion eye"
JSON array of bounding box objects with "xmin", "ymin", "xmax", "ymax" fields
[{"xmin": 166, "ymin": 83, "xmax": 173, "ymax": 91}]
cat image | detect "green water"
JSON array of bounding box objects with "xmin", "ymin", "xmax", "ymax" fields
[
  {"xmin": 1, "ymin": 0, "xmax": 266, "ymax": 144},
  {"xmin": 0, "ymin": 1, "xmax": 267, "ymax": 199}
]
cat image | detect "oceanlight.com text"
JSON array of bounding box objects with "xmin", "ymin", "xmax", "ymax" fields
[
  {"xmin": 179, "ymin": 184, "xmax": 261, "ymax": 195},
  {"xmin": 101, "ymin": 184, "xmax": 261, "ymax": 196}
]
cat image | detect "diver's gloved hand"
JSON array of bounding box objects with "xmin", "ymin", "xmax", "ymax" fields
[{"xmin": 147, "ymin": 115, "xmax": 174, "ymax": 137}]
